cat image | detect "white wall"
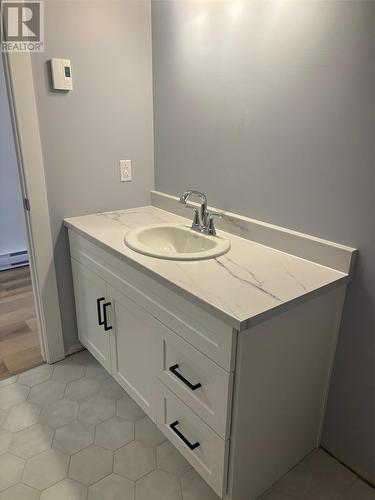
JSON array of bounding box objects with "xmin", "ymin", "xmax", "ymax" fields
[
  {"xmin": 0, "ymin": 56, "xmax": 27, "ymax": 256},
  {"xmin": 31, "ymin": 0, "xmax": 154, "ymax": 350},
  {"xmin": 152, "ymin": 0, "xmax": 375, "ymax": 483}
]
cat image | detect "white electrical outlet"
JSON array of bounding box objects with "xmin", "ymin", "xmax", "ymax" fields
[{"xmin": 120, "ymin": 160, "xmax": 132, "ymax": 182}]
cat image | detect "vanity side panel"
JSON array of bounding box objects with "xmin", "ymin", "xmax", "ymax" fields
[{"xmin": 227, "ymin": 286, "xmax": 347, "ymax": 500}]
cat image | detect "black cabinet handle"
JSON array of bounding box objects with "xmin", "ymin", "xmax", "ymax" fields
[
  {"xmin": 170, "ymin": 420, "xmax": 200, "ymax": 450},
  {"xmin": 103, "ymin": 302, "xmax": 112, "ymax": 331},
  {"xmin": 96, "ymin": 297, "xmax": 105, "ymax": 326},
  {"xmin": 169, "ymin": 364, "xmax": 202, "ymax": 391}
]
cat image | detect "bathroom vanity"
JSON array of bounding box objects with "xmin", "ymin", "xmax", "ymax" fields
[{"xmin": 64, "ymin": 191, "xmax": 356, "ymax": 500}]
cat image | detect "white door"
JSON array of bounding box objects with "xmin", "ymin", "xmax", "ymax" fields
[
  {"xmin": 109, "ymin": 285, "xmax": 159, "ymax": 420},
  {"xmin": 71, "ymin": 258, "xmax": 111, "ymax": 371}
]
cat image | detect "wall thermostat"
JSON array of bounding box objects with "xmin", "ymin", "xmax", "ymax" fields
[{"xmin": 50, "ymin": 58, "xmax": 73, "ymax": 91}]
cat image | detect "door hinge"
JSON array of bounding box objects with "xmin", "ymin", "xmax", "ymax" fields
[{"xmin": 23, "ymin": 198, "xmax": 30, "ymax": 211}]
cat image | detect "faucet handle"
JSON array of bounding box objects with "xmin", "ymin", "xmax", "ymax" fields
[
  {"xmin": 207, "ymin": 211, "xmax": 223, "ymax": 236},
  {"xmin": 184, "ymin": 204, "xmax": 200, "ymax": 230},
  {"xmin": 208, "ymin": 210, "xmax": 223, "ymax": 219},
  {"xmin": 208, "ymin": 211, "xmax": 223, "ymax": 223}
]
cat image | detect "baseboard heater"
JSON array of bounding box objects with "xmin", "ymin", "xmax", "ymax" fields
[{"xmin": 0, "ymin": 250, "xmax": 29, "ymax": 271}]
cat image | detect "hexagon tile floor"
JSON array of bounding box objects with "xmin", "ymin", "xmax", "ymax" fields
[{"xmin": 0, "ymin": 351, "xmax": 373, "ymax": 500}]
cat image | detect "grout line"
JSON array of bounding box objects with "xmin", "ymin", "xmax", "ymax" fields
[
  {"xmin": 111, "ymin": 442, "xmax": 115, "ymax": 475},
  {"xmin": 66, "ymin": 453, "xmax": 72, "ymax": 484},
  {"xmin": 19, "ymin": 451, "xmax": 28, "ymax": 483}
]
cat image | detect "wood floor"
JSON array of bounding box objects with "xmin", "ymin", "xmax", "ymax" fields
[{"xmin": 0, "ymin": 266, "xmax": 43, "ymax": 380}]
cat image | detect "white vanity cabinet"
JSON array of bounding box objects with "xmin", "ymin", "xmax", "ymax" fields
[
  {"xmin": 71, "ymin": 250, "xmax": 160, "ymax": 419},
  {"xmin": 68, "ymin": 227, "xmax": 349, "ymax": 500},
  {"xmin": 71, "ymin": 259, "xmax": 111, "ymax": 372},
  {"xmin": 108, "ymin": 286, "xmax": 160, "ymax": 418}
]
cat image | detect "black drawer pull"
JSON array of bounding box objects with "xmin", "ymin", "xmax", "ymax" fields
[
  {"xmin": 96, "ymin": 297, "xmax": 105, "ymax": 326},
  {"xmin": 103, "ymin": 302, "xmax": 112, "ymax": 331},
  {"xmin": 169, "ymin": 364, "xmax": 202, "ymax": 391},
  {"xmin": 170, "ymin": 420, "xmax": 200, "ymax": 450}
]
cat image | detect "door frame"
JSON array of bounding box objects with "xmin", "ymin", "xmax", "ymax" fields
[{"xmin": 2, "ymin": 50, "xmax": 65, "ymax": 364}]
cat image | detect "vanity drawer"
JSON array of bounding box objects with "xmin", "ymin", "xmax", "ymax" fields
[
  {"xmin": 158, "ymin": 327, "xmax": 233, "ymax": 439},
  {"xmin": 157, "ymin": 383, "xmax": 229, "ymax": 498},
  {"xmin": 68, "ymin": 230, "xmax": 237, "ymax": 371}
]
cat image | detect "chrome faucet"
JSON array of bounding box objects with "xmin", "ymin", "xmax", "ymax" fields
[{"xmin": 179, "ymin": 190, "xmax": 222, "ymax": 236}]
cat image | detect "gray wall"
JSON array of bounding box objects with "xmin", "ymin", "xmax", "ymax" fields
[
  {"xmin": 0, "ymin": 57, "xmax": 27, "ymax": 256},
  {"xmin": 152, "ymin": 0, "xmax": 374, "ymax": 482},
  {"xmin": 31, "ymin": 0, "xmax": 154, "ymax": 351}
]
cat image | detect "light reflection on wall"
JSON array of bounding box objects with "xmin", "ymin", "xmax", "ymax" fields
[
  {"xmin": 166, "ymin": 0, "xmax": 332, "ymax": 138},
  {"xmin": 173, "ymin": 0, "xmax": 323, "ymax": 86}
]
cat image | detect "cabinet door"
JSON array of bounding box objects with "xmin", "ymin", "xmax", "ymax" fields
[
  {"xmin": 109, "ymin": 285, "xmax": 159, "ymax": 421},
  {"xmin": 71, "ymin": 258, "xmax": 111, "ymax": 371}
]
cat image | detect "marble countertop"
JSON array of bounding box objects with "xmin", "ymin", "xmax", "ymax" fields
[{"xmin": 64, "ymin": 206, "xmax": 348, "ymax": 330}]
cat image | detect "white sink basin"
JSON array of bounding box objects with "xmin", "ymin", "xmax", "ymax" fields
[{"xmin": 124, "ymin": 223, "xmax": 230, "ymax": 260}]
